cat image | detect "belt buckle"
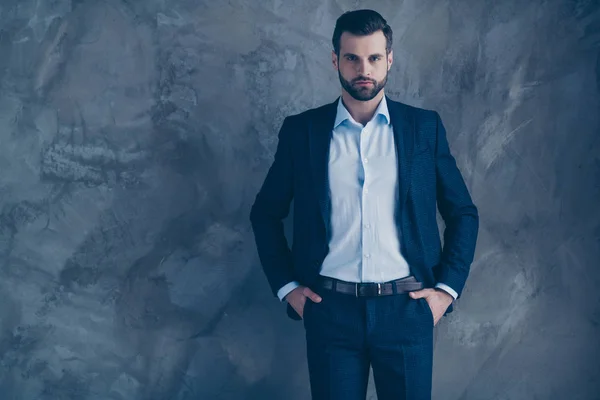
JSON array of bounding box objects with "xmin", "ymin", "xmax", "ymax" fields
[{"xmin": 377, "ymin": 283, "xmax": 382, "ymax": 295}]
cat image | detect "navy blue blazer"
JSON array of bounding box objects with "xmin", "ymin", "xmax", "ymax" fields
[{"xmin": 250, "ymin": 95, "xmax": 479, "ymax": 321}]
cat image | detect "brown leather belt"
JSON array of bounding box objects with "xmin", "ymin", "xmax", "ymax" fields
[{"xmin": 317, "ymin": 275, "xmax": 423, "ymax": 297}]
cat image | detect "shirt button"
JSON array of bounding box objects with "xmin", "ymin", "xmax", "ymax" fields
[
  {"xmin": 364, "ymin": 188, "xmax": 369, "ymax": 194},
  {"xmin": 365, "ymin": 254, "xmax": 371, "ymax": 258},
  {"xmin": 365, "ymin": 224, "xmax": 371, "ymax": 229},
  {"xmin": 364, "ymin": 158, "xmax": 369, "ymax": 163}
]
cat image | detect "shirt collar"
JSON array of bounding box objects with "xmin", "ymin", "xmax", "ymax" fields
[{"xmin": 333, "ymin": 95, "xmax": 391, "ymax": 129}]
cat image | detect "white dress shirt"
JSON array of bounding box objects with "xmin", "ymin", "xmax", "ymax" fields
[{"xmin": 277, "ymin": 96, "xmax": 457, "ymax": 301}]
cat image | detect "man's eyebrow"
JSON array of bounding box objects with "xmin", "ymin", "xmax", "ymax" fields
[{"xmin": 342, "ymin": 52, "xmax": 385, "ymax": 58}]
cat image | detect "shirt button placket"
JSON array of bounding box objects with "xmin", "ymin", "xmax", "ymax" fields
[
  {"xmin": 361, "ymin": 128, "xmax": 370, "ymax": 281},
  {"xmin": 361, "ymin": 128, "xmax": 367, "ymax": 281}
]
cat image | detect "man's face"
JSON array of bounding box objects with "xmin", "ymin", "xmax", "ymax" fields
[{"xmin": 333, "ymin": 30, "xmax": 393, "ymax": 101}]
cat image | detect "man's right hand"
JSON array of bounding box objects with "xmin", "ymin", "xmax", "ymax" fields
[{"xmin": 285, "ymin": 286, "xmax": 322, "ymax": 319}]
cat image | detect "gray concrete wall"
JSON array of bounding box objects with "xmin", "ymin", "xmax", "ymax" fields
[{"xmin": 0, "ymin": 1, "xmax": 598, "ymax": 399}]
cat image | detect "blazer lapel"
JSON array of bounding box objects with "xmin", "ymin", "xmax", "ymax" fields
[
  {"xmin": 387, "ymin": 95, "xmax": 415, "ymax": 220},
  {"xmin": 308, "ymin": 98, "xmax": 338, "ymax": 238}
]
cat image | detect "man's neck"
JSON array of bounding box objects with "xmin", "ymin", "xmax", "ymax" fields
[{"xmin": 340, "ymin": 90, "xmax": 385, "ymax": 126}]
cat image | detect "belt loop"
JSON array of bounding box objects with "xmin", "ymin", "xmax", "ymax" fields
[{"xmin": 355, "ymin": 283, "xmax": 359, "ymax": 297}]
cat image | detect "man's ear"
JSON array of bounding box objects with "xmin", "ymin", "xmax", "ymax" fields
[
  {"xmin": 387, "ymin": 49, "xmax": 393, "ymax": 70},
  {"xmin": 332, "ymin": 50, "xmax": 338, "ymax": 70}
]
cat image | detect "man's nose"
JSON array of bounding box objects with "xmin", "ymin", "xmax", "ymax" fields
[{"xmin": 356, "ymin": 60, "xmax": 371, "ymax": 76}]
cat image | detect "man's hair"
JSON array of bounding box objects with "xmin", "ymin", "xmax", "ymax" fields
[{"xmin": 332, "ymin": 9, "xmax": 393, "ymax": 57}]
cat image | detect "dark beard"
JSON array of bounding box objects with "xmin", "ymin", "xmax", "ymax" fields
[{"xmin": 338, "ymin": 68, "xmax": 388, "ymax": 101}]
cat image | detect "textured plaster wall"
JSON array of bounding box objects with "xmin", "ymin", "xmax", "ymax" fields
[{"xmin": 0, "ymin": 0, "xmax": 598, "ymax": 399}]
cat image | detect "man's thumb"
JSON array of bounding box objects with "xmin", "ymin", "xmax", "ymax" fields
[{"xmin": 304, "ymin": 287, "xmax": 322, "ymax": 302}]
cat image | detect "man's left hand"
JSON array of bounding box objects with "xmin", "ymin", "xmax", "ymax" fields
[{"xmin": 409, "ymin": 288, "xmax": 453, "ymax": 326}]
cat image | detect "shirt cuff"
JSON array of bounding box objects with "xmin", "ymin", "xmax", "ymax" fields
[
  {"xmin": 434, "ymin": 283, "xmax": 458, "ymax": 301},
  {"xmin": 277, "ymin": 281, "xmax": 300, "ymax": 302}
]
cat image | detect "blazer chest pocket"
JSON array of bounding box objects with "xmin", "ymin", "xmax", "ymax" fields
[
  {"xmin": 411, "ymin": 145, "xmax": 435, "ymax": 185},
  {"xmin": 412, "ymin": 145, "xmax": 431, "ymax": 157}
]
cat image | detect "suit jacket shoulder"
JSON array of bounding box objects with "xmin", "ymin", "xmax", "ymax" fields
[
  {"xmin": 386, "ymin": 96, "xmax": 438, "ymax": 119},
  {"xmin": 282, "ymin": 96, "xmax": 441, "ymax": 144},
  {"xmin": 286, "ymin": 95, "xmax": 439, "ymax": 121},
  {"xmin": 385, "ymin": 96, "xmax": 441, "ymax": 152}
]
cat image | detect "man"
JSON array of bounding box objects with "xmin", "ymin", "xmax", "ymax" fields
[{"xmin": 249, "ymin": 9, "xmax": 479, "ymax": 400}]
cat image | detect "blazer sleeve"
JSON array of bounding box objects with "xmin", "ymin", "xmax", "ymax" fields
[
  {"xmin": 249, "ymin": 116, "xmax": 296, "ymax": 297},
  {"xmin": 433, "ymin": 111, "xmax": 479, "ymax": 299}
]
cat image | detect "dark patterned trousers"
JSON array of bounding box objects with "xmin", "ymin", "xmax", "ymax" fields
[{"xmin": 303, "ymin": 286, "xmax": 434, "ymax": 400}]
